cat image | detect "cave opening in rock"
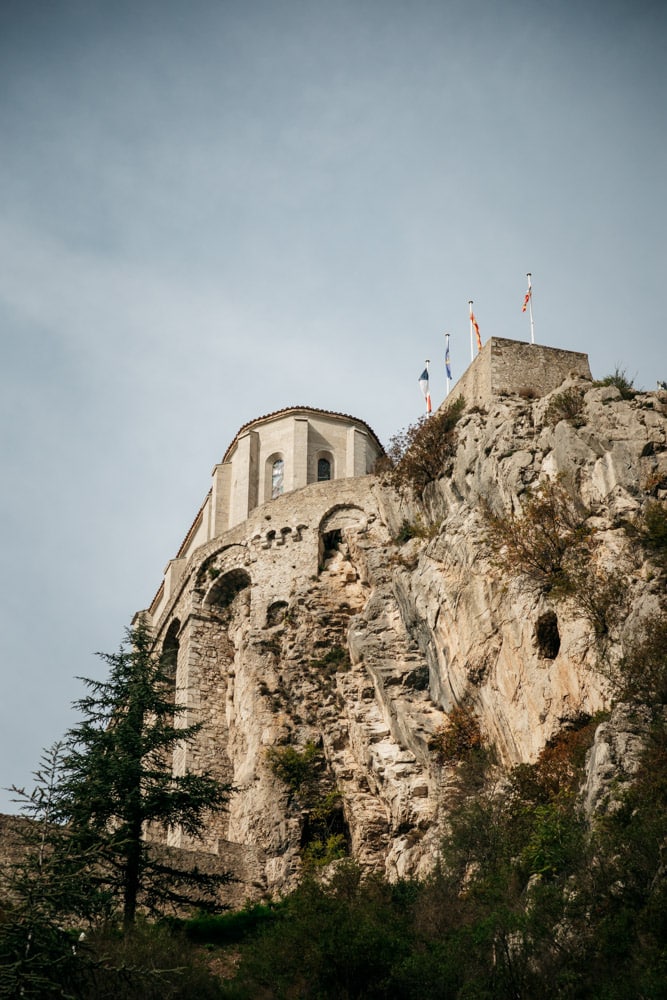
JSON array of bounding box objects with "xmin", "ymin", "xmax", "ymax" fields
[{"xmin": 535, "ymin": 610, "xmax": 561, "ymax": 659}]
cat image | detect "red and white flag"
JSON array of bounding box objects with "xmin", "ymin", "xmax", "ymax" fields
[{"xmin": 471, "ymin": 311, "xmax": 482, "ymax": 352}]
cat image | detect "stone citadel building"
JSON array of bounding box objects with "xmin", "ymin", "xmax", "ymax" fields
[
  {"xmin": 139, "ymin": 337, "xmax": 644, "ymax": 896},
  {"xmin": 144, "ymin": 338, "xmax": 591, "ymax": 631}
]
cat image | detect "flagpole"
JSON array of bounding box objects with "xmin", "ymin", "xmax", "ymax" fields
[
  {"xmin": 527, "ymin": 272, "xmax": 535, "ymax": 344},
  {"xmin": 468, "ymin": 301, "xmax": 474, "ymax": 362},
  {"xmin": 425, "ymin": 359, "xmax": 430, "ymax": 415},
  {"xmin": 445, "ymin": 333, "xmax": 451, "ymax": 397}
]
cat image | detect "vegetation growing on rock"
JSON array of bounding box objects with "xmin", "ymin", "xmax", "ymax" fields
[{"xmin": 381, "ymin": 394, "xmax": 465, "ymax": 496}]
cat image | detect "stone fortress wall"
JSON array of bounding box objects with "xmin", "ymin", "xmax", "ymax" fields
[
  {"xmin": 444, "ymin": 337, "xmax": 592, "ymax": 411},
  {"xmin": 137, "ymin": 336, "xmax": 601, "ymax": 890},
  {"xmin": 148, "ymin": 408, "xmax": 384, "ymax": 623}
]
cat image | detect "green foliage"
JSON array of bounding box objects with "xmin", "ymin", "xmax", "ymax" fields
[
  {"xmin": 266, "ymin": 742, "xmax": 349, "ymax": 867},
  {"xmin": 47, "ymin": 703, "xmax": 659, "ymax": 1000},
  {"xmin": 595, "ymin": 367, "xmax": 636, "ymax": 399},
  {"xmin": 311, "ymin": 645, "xmax": 350, "ymax": 676},
  {"xmin": 172, "ymin": 901, "xmax": 283, "ymax": 944},
  {"xmin": 228, "ymin": 865, "xmax": 417, "ymax": 999},
  {"xmin": 265, "ymin": 740, "xmax": 323, "ymax": 794},
  {"xmin": 613, "ymin": 612, "xmax": 667, "ymax": 704},
  {"xmin": 58, "ymin": 620, "xmax": 231, "ymax": 927},
  {"xmin": 519, "ymin": 801, "xmax": 585, "ymax": 879},
  {"xmin": 394, "ymin": 518, "xmax": 421, "ymax": 543},
  {"xmin": 429, "ymin": 703, "xmax": 483, "ymax": 766},
  {"xmin": 301, "ymin": 832, "xmax": 348, "ymax": 868},
  {"xmin": 383, "ymin": 395, "xmax": 465, "ymax": 496},
  {"xmin": 546, "ymin": 387, "xmax": 586, "ymax": 427},
  {"xmin": 0, "ymin": 744, "xmax": 98, "ymax": 998},
  {"xmin": 393, "ymin": 516, "xmax": 439, "ymax": 544},
  {"xmin": 68, "ymin": 921, "xmax": 227, "ymax": 1000},
  {"xmin": 640, "ymin": 500, "xmax": 667, "ymax": 574}
]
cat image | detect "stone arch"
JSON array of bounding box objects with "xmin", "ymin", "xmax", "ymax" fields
[
  {"xmin": 204, "ymin": 568, "xmax": 252, "ymax": 612},
  {"xmin": 319, "ymin": 504, "xmax": 367, "ymax": 535},
  {"xmin": 318, "ymin": 504, "xmax": 367, "ymax": 570},
  {"xmin": 196, "ymin": 544, "xmax": 246, "ymax": 588},
  {"xmin": 266, "ymin": 600, "xmax": 289, "ymax": 627},
  {"xmin": 160, "ymin": 618, "xmax": 180, "ymax": 681}
]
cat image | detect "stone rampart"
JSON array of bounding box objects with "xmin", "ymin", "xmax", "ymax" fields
[{"xmin": 444, "ymin": 337, "xmax": 592, "ymax": 411}]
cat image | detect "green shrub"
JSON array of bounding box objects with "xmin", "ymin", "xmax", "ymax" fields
[
  {"xmin": 614, "ymin": 612, "xmax": 667, "ymax": 704},
  {"xmin": 266, "ymin": 744, "xmax": 349, "ymax": 866},
  {"xmin": 311, "ymin": 645, "xmax": 350, "ymax": 675},
  {"xmin": 301, "ymin": 833, "xmax": 348, "ymax": 868},
  {"xmin": 265, "ymin": 741, "xmax": 323, "ymax": 794},
  {"xmin": 594, "ymin": 367, "xmax": 636, "ymax": 399},
  {"xmin": 519, "ymin": 801, "xmax": 585, "ymax": 880},
  {"xmin": 546, "ymin": 387, "xmax": 585, "ymax": 427},
  {"xmin": 643, "ymin": 500, "xmax": 667, "ymax": 566},
  {"xmin": 429, "ymin": 704, "xmax": 483, "ymax": 766},
  {"xmin": 175, "ymin": 902, "xmax": 283, "ymax": 944}
]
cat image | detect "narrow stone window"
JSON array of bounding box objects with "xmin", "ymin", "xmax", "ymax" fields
[
  {"xmin": 271, "ymin": 458, "xmax": 284, "ymax": 498},
  {"xmin": 317, "ymin": 458, "xmax": 331, "ymax": 482},
  {"xmin": 161, "ymin": 619, "xmax": 180, "ymax": 683}
]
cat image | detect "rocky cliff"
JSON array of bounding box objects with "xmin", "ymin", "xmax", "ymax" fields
[{"xmin": 156, "ymin": 378, "xmax": 667, "ymax": 903}]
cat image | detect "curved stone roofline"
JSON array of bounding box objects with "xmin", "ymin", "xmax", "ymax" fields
[{"xmin": 221, "ymin": 405, "xmax": 385, "ymax": 462}]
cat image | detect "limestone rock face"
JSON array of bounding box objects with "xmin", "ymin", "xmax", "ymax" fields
[
  {"xmin": 580, "ymin": 703, "xmax": 654, "ymax": 817},
  {"xmin": 150, "ymin": 383, "xmax": 667, "ymax": 901}
]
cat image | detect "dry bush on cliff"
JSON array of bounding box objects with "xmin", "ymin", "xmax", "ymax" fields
[
  {"xmin": 381, "ymin": 395, "xmax": 465, "ymax": 496},
  {"xmin": 483, "ymin": 476, "xmax": 591, "ymax": 593}
]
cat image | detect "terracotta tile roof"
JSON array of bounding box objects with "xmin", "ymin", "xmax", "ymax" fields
[{"xmin": 221, "ymin": 405, "xmax": 385, "ymax": 462}]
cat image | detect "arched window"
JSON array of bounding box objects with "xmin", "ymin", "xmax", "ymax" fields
[
  {"xmin": 271, "ymin": 458, "xmax": 284, "ymax": 498},
  {"xmin": 317, "ymin": 458, "xmax": 331, "ymax": 482},
  {"xmin": 161, "ymin": 619, "xmax": 180, "ymax": 683}
]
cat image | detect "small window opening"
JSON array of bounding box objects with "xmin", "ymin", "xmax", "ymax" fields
[
  {"xmin": 271, "ymin": 458, "xmax": 284, "ymax": 498},
  {"xmin": 318, "ymin": 458, "xmax": 331, "ymax": 482},
  {"xmin": 161, "ymin": 620, "xmax": 180, "ymax": 683}
]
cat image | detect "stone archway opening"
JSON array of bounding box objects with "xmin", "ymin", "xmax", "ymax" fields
[
  {"xmin": 266, "ymin": 600, "xmax": 289, "ymax": 627},
  {"xmin": 205, "ymin": 568, "xmax": 252, "ymax": 615},
  {"xmin": 160, "ymin": 618, "xmax": 180, "ymax": 683}
]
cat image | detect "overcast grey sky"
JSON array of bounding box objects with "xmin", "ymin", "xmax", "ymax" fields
[{"xmin": 1, "ymin": 0, "xmax": 665, "ymax": 810}]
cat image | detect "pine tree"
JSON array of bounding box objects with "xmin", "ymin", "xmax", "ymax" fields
[
  {"xmin": 0, "ymin": 743, "xmax": 96, "ymax": 998},
  {"xmin": 56, "ymin": 618, "xmax": 232, "ymax": 927}
]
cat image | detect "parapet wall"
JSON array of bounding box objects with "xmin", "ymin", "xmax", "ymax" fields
[{"xmin": 445, "ymin": 337, "xmax": 592, "ymax": 411}]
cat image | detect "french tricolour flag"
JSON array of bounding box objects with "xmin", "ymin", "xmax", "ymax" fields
[{"xmin": 418, "ymin": 369, "xmax": 432, "ymax": 414}]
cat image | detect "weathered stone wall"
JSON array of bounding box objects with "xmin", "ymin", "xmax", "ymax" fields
[{"xmin": 445, "ymin": 337, "xmax": 592, "ymax": 411}]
